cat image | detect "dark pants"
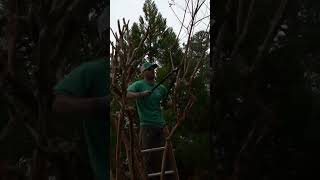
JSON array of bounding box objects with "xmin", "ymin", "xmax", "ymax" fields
[{"xmin": 140, "ymin": 126, "xmax": 174, "ymax": 179}]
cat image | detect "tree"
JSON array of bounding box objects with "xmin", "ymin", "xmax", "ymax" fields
[
  {"xmin": 212, "ymin": 0, "xmax": 320, "ymax": 179},
  {"xmin": 130, "ymin": 0, "xmax": 182, "ymax": 66},
  {"xmin": 172, "ymin": 30, "xmax": 210, "ymax": 178},
  {"xmin": 0, "ymin": 0, "xmax": 109, "ymax": 179},
  {"xmin": 110, "ymin": 0, "xmax": 210, "ymax": 178}
]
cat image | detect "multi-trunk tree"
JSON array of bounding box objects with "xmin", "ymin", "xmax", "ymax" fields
[{"xmin": 110, "ymin": 0, "xmax": 210, "ymax": 179}]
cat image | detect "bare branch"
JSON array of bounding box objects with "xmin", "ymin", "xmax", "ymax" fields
[
  {"xmin": 193, "ymin": 15, "xmax": 210, "ymax": 25},
  {"xmin": 183, "ymin": 0, "xmax": 207, "ymax": 79},
  {"xmin": 176, "ymin": 0, "xmax": 190, "ymax": 40},
  {"xmin": 191, "ymin": 0, "xmax": 195, "ymax": 15},
  {"xmin": 169, "ymin": 50, "xmax": 174, "ymax": 70},
  {"xmin": 110, "ymin": 28, "xmax": 119, "ymax": 42},
  {"xmin": 250, "ymin": 0, "xmax": 288, "ymax": 72},
  {"xmin": 169, "ymin": 5, "xmax": 189, "ymax": 31}
]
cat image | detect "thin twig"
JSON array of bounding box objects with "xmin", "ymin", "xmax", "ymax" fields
[
  {"xmin": 169, "ymin": 5, "xmax": 189, "ymax": 31},
  {"xmin": 111, "ymin": 28, "xmax": 119, "ymax": 42},
  {"xmin": 193, "ymin": 15, "xmax": 210, "ymax": 25},
  {"xmin": 176, "ymin": 0, "xmax": 190, "ymax": 40},
  {"xmin": 184, "ymin": 0, "xmax": 203, "ymax": 79}
]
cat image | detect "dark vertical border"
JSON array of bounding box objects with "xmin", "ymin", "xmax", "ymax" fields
[
  {"xmin": 105, "ymin": 0, "xmax": 111, "ymax": 177},
  {"xmin": 209, "ymin": 0, "xmax": 214, "ymax": 178}
]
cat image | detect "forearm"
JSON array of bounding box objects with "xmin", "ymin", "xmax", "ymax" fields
[
  {"xmin": 52, "ymin": 95, "xmax": 108, "ymax": 114},
  {"xmin": 126, "ymin": 91, "xmax": 142, "ymax": 99}
]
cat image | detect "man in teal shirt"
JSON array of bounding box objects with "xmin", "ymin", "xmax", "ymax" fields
[
  {"xmin": 127, "ymin": 61, "xmax": 171, "ymax": 176},
  {"xmin": 52, "ymin": 58, "xmax": 109, "ymax": 180}
]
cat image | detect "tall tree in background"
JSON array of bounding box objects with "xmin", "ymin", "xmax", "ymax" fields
[{"xmin": 130, "ymin": 0, "xmax": 182, "ymax": 66}]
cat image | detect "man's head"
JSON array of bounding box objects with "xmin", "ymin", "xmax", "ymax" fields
[{"xmin": 141, "ymin": 61, "xmax": 158, "ymax": 81}]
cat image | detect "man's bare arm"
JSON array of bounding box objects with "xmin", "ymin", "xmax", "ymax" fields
[
  {"xmin": 126, "ymin": 92, "xmax": 140, "ymax": 98},
  {"xmin": 126, "ymin": 90, "xmax": 151, "ymax": 99},
  {"xmin": 52, "ymin": 94, "xmax": 108, "ymax": 114}
]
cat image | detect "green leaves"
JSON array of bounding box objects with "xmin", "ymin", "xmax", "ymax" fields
[{"xmin": 131, "ymin": 0, "xmax": 182, "ymax": 65}]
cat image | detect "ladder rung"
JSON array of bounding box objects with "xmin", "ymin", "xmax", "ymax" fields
[
  {"xmin": 148, "ymin": 170, "xmax": 175, "ymax": 177},
  {"xmin": 141, "ymin": 146, "xmax": 165, "ymax": 153},
  {"xmin": 141, "ymin": 147, "xmax": 176, "ymax": 153}
]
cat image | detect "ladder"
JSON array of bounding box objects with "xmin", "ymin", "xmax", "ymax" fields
[{"xmin": 140, "ymin": 127, "xmax": 179, "ymax": 180}]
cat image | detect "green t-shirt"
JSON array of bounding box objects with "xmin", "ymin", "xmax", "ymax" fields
[
  {"xmin": 54, "ymin": 58, "xmax": 109, "ymax": 180},
  {"xmin": 127, "ymin": 80, "xmax": 168, "ymax": 127}
]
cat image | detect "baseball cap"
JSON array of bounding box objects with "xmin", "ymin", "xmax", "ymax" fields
[{"xmin": 141, "ymin": 61, "xmax": 158, "ymax": 72}]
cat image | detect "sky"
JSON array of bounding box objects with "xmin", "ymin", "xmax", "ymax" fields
[{"xmin": 110, "ymin": 0, "xmax": 210, "ymax": 44}]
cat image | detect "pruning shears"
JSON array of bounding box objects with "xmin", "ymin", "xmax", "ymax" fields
[{"xmin": 151, "ymin": 67, "xmax": 179, "ymax": 93}]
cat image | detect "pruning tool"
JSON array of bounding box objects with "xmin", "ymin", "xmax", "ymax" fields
[{"xmin": 151, "ymin": 67, "xmax": 179, "ymax": 93}]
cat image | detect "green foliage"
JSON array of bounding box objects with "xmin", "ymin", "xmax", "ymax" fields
[
  {"xmin": 175, "ymin": 133, "xmax": 210, "ymax": 171},
  {"xmin": 130, "ymin": 0, "xmax": 182, "ymax": 67}
]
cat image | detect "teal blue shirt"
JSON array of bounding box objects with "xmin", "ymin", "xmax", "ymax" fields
[{"xmin": 127, "ymin": 80, "xmax": 168, "ymax": 127}]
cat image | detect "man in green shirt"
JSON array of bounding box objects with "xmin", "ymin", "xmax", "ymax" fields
[
  {"xmin": 127, "ymin": 61, "xmax": 172, "ymax": 176},
  {"xmin": 52, "ymin": 58, "xmax": 109, "ymax": 180}
]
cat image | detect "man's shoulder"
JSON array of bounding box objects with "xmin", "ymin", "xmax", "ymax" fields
[
  {"xmin": 128, "ymin": 80, "xmax": 145, "ymax": 90},
  {"xmin": 131, "ymin": 80, "xmax": 144, "ymax": 85},
  {"xmin": 82, "ymin": 58, "xmax": 107, "ymax": 68},
  {"xmin": 78, "ymin": 58, "xmax": 108, "ymax": 75}
]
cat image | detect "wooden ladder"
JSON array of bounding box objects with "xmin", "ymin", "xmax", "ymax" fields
[{"xmin": 140, "ymin": 127, "xmax": 179, "ymax": 180}]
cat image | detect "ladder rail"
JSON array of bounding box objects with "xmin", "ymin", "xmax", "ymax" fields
[
  {"xmin": 141, "ymin": 146, "xmax": 165, "ymax": 153},
  {"xmin": 164, "ymin": 127, "xmax": 180, "ymax": 180},
  {"xmin": 139, "ymin": 126, "xmax": 179, "ymax": 180},
  {"xmin": 148, "ymin": 170, "xmax": 175, "ymax": 177}
]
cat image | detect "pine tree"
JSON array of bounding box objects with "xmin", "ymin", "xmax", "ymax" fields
[{"xmin": 130, "ymin": 0, "xmax": 182, "ymax": 66}]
